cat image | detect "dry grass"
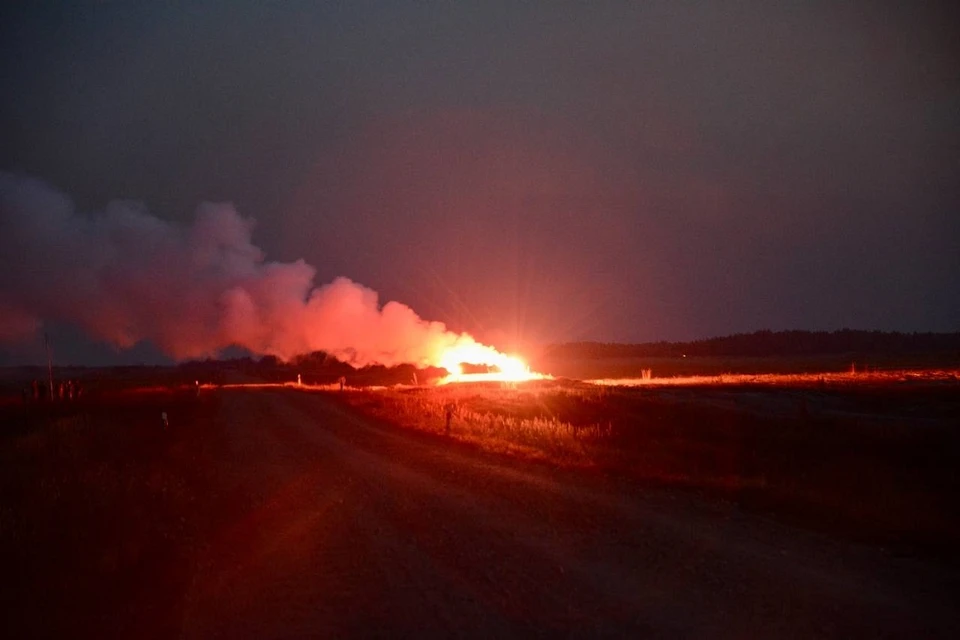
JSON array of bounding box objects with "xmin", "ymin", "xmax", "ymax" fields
[
  {"xmin": 338, "ymin": 376, "xmax": 960, "ymax": 556},
  {"xmin": 343, "ymin": 383, "xmax": 612, "ymax": 466},
  {"xmin": 534, "ymin": 352, "xmax": 960, "ymax": 381},
  {"xmin": 0, "ymin": 390, "xmax": 228, "ymax": 637},
  {"xmin": 588, "ymin": 367, "xmax": 960, "ymax": 387}
]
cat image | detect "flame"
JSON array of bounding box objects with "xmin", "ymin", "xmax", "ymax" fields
[{"xmin": 436, "ymin": 341, "xmax": 547, "ymax": 384}]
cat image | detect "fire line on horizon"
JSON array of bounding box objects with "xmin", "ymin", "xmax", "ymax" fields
[{"xmin": 436, "ymin": 343, "xmax": 547, "ymax": 385}]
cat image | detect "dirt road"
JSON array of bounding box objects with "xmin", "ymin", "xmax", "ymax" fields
[{"xmin": 160, "ymin": 388, "xmax": 955, "ymax": 638}]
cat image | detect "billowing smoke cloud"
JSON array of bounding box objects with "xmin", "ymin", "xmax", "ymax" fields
[{"xmin": 0, "ymin": 172, "xmax": 481, "ymax": 366}]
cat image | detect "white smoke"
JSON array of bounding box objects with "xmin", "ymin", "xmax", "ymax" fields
[{"xmin": 0, "ymin": 172, "xmax": 479, "ymax": 366}]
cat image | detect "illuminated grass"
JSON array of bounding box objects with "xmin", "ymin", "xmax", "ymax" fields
[
  {"xmin": 343, "ymin": 383, "xmax": 612, "ymax": 466},
  {"xmin": 588, "ymin": 368, "xmax": 960, "ymax": 387},
  {"xmin": 337, "ymin": 375, "xmax": 960, "ymax": 553}
]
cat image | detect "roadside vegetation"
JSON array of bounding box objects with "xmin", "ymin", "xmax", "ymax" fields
[
  {"xmin": 0, "ymin": 390, "xmax": 228, "ymax": 637},
  {"xmin": 340, "ymin": 376, "xmax": 960, "ymax": 558}
]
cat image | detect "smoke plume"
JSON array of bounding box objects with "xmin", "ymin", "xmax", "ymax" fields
[{"xmin": 0, "ymin": 172, "xmax": 483, "ymax": 366}]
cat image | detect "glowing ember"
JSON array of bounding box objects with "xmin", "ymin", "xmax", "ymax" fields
[{"xmin": 436, "ymin": 341, "xmax": 547, "ymax": 384}]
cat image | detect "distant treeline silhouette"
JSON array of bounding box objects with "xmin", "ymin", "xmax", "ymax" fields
[
  {"xmin": 544, "ymin": 330, "xmax": 960, "ymax": 359},
  {"xmin": 175, "ymin": 350, "xmax": 449, "ymax": 385}
]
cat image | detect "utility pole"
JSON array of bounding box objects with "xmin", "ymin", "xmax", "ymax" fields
[{"xmin": 44, "ymin": 332, "xmax": 54, "ymax": 398}]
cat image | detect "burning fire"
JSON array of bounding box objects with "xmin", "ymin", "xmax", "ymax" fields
[{"xmin": 436, "ymin": 342, "xmax": 547, "ymax": 384}]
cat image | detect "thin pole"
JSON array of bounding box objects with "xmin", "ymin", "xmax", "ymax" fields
[{"xmin": 44, "ymin": 332, "xmax": 54, "ymax": 397}]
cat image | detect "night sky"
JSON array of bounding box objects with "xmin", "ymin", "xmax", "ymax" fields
[{"xmin": 1, "ymin": 1, "xmax": 958, "ymax": 364}]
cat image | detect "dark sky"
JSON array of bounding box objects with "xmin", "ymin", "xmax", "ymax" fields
[{"xmin": 2, "ymin": 1, "xmax": 958, "ymax": 363}]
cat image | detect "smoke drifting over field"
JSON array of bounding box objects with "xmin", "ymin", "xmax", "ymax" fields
[{"xmin": 0, "ymin": 173, "xmax": 482, "ymax": 366}]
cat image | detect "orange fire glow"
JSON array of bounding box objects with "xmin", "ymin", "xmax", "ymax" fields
[{"xmin": 436, "ymin": 342, "xmax": 547, "ymax": 384}]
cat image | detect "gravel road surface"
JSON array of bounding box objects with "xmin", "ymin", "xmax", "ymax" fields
[{"xmin": 177, "ymin": 389, "xmax": 957, "ymax": 638}]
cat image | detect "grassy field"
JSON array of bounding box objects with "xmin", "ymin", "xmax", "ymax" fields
[
  {"xmin": 339, "ymin": 375, "xmax": 960, "ymax": 558},
  {"xmin": 0, "ymin": 389, "xmax": 233, "ymax": 637},
  {"xmin": 531, "ymin": 351, "xmax": 960, "ymax": 380}
]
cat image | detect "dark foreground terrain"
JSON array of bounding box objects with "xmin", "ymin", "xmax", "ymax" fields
[{"xmin": 2, "ymin": 387, "xmax": 959, "ymax": 638}]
